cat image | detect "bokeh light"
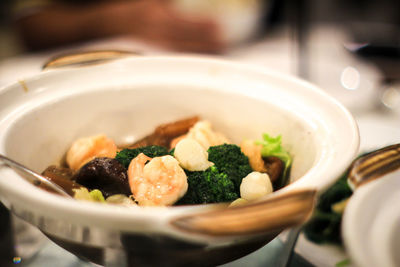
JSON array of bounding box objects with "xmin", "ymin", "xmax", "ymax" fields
[{"xmin": 13, "ymin": 257, "xmax": 22, "ymax": 264}]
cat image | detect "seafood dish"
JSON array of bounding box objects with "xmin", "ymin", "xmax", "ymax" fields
[{"xmin": 41, "ymin": 116, "xmax": 292, "ymax": 207}]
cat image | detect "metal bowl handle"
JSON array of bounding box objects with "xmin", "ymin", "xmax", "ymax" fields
[
  {"xmin": 348, "ymin": 143, "xmax": 400, "ymax": 188},
  {"xmin": 42, "ymin": 50, "xmax": 140, "ymax": 70},
  {"xmin": 170, "ymin": 189, "xmax": 317, "ymax": 236},
  {"xmin": 170, "ymin": 143, "xmax": 400, "ymax": 237}
]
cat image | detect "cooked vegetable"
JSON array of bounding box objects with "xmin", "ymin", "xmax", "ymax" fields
[
  {"xmin": 74, "ymin": 157, "xmax": 131, "ymax": 198},
  {"xmin": 73, "ymin": 187, "xmax": 105, "ymax": 202},
  {"xmin": 106, "ymin": 194, "xmax": 137, "ymax": 206},
  {"xmin": 176, "ymin": 166, "xmax": 238, "ymax": 205},
  {"xmin": 42, "ymin": 116, "xmax": 293, "ymax": 207},
  {"xmin": 303, "ymin": 172, "xmax": 353, "ymax": 244},
  {"xmin": 89, "ymin": 189, "xmax": 106, "ymax": 202},
  {"xmin": 263, "ymin": 156, "xmax": 284, "ymax": 183},
  {"xmin": 207, "ymin": 144, "xmax": 253, "ymax": 192},
  {"xmin": 316, "ymin": 173, "xmax": 353, "ymax": 212},
  {"xmin": 115, "ymin": 145, "xmax": 169, "ymax": 168},
  {"xmin": 256, "ymin": 134, "xmax": 292, "ymax": 189},
  {"xmin": 303, "ymin": 151, "xmax": 376, "ymax": 245}
]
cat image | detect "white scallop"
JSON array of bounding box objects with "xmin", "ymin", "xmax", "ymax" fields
[
  {"xmin": 240, "ymin": 171, "xmax": 273, "ymax": 201},
  {"xmin": 174, "ymin": 138, "xmax": 214, "ymax": 171}
]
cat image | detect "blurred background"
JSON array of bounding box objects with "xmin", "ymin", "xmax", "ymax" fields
[
  {"xmin": 0, "ymin": 0, "xmax": 399, "ymax": 266},
  {"xmin": 0, "ymin": 0, "xmax": 399, "ymax": 113}
]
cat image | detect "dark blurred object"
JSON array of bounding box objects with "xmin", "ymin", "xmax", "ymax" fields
[
  {"xmin": 288, "ymin": 0, "xmax": 400, "ymax": 112},
  {"xmin": 13, "ymin": 0, "xmax": 225, "ymax": 53},
  {"xmin": 0, "ymin": 203, "xmax": 15, "ymax": 267},
  {"xmin": 345, "ymin": 42, "xmax": 400, "ymax": 82},
  {"xmin": 262, "ymin": 0, "xmax": 284, "ymax": 29},
  {"xmin": 0, "ymin": 0, "xmax": 12, "ymax": 24},
  {"xmin": 0, "ymin": 0, "xmax": 24, "ymax": 59},
  {"xmin": 291, "ymin": 0, "xmax": 310, "ymax": 78},
  {"xmin": 347, "ymin": 43, "xmax": 400, "ymax": 59},
  {"xmin": 311, "ymin": 0, "xmax": 400, "ymax": 26},
  {"xmin": 348, "ymin": 22, "xmax": 399, "ymax": 47},
  {"xmin": 344, "ymin": 19, "xmax": 400, "ymax": 112},
  {"xmin": 345, "ymin": 22, "xmax": 400, "ymax": 81}
]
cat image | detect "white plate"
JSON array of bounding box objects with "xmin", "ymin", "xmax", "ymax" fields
[
  {"xmin": 294, "ymin": 113, "xmax": 400, "ymax": 267},
  {"xmin": 343, "ymin": 170, "xmax": 400, "ymax": 267}
]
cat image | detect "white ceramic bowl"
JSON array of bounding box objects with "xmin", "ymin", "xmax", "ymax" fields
[{"xmin": 0, "ymin": 56, "xmax": 359, "ymax": 266}]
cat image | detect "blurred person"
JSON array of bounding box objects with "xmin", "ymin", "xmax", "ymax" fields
[{"xmin": 13, "ymin": 0, "xmax": 226, "ymax": 53}]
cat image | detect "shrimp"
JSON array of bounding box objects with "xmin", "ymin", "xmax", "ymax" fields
[
  {"xmin": 66, "ymin": 134, "xmax": 117, "ymax": 170},
  {"xmin": 128, "ymin": 153, "xmax": 188, "ymax": 206},
  {"xmin": 185, "ymin": 120, "xmax": 230, "ymax": 150}
]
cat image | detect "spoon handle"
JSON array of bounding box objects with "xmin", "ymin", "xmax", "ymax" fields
[{"xmin": 0, "ymin": 154, "xmax": 71, "ymax": 198}]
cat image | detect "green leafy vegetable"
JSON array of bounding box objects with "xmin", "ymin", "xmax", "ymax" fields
[
  {"xmin": 303, "ymin": 151, "xmax": 373, "ymax": 245},
  {"xmin": 317, "ymin": 174, "xmax": 353, "ymax": 212},
  {"xmin": 89, "ymin": 189, "xmax": 106, "ymax": 202},
  {"xmin": 256, "ymin": 133, "xmax": 292, "ymax": 188},
  {"xmin": 73, "ymin": 188, "xmax": 105, "ymax": 203},
  {"xmin": 336, "ymin": 258, "xmax": 351, "ymax": 267},
  {"xmin": 257, "ymin": 133, "xmax": 291, "ymax": 170},
  {"xmin": 115, "ymin": 145, "xmax": 169, "ymax": 168},
  {"xmin": 303, "ymin": 172, "xmax": 353, "ymax": 244}
]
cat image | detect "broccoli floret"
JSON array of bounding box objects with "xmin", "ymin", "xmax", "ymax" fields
[
  {"xmin": 115, "ymin": 146, "xmax": 169, "ymax": 168},
  {"xmin": 207, "ymin": 144, "xmax": 253, "ymax": 191},
  {"xmin": 176, "ymin": 166, "xmax": 238, "ymax": 205}
]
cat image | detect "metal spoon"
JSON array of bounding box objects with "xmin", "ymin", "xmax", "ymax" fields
[{"xmin": 0, "ymin": 154, "xmax": 72, "ymax": 198}]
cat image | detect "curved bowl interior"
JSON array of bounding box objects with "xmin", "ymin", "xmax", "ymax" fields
[{"xmin": 0, "ymin": 56, "xmax": 359, "ymax": 248}]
